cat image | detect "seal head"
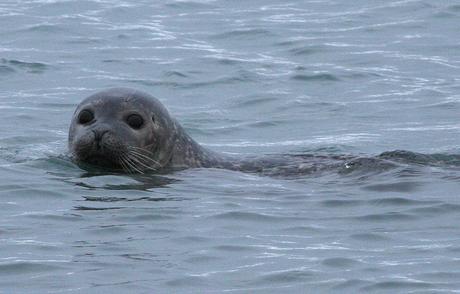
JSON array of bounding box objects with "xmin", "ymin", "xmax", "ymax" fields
[{"xmin": 68, "ymin": 88, "xmax": 178, "ymax": 172}]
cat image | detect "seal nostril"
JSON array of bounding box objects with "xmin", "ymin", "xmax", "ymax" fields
[{"xmin": 92, "ymin": 130, "xmax": 109, "ymax": 142}]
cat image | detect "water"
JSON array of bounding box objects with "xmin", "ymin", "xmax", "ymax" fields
[{"xmin": 1, "ymin": 0, "xmax": 460, "ymax": 292}]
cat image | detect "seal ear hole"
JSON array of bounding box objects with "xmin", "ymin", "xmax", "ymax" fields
[
  {"xmin": 126, "ymin": 114, "xmax": 144, "ymax": 129},
  {"xmin": 78, "ymin": 109, "xmax": 94, "ymax": 125},
  {"xmin": 151, "ymin": 115, "xmax": 155, "ymax": 123}
]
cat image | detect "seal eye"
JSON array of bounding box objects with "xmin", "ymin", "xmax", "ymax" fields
[
  {"xmin": 126, "ymin": 114, "xmax": 144, "ymax": 129},
  {"xmin": 78, "ymin": 109, "xmax": 94, "ymax": 124}
]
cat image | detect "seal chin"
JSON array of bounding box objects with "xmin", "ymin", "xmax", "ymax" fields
[{"xmin": 84, "ymin": 154, "xmax": 121, "ymax": 169}]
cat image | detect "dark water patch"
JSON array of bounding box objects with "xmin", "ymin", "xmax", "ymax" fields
[
  {"xmin": 184, "ymin": 255, "xmax": 220, "ymax": 264},
  {"xmin": 344, "ymin": 71, "xmax": 383, "ymax": 79},
  {"xmin": 332, "ymin": 279, "xmax": 371, "ymax": 290},
  {"xmin": 82, "ymin": 195, "xmax": 185, "ymax": 202},
  {"xmin": 114, "ymin": 213, "xmax": 177, "ymax": 222},
  {"xmin": 1, "ymin": 58, "xmax": 48, "ymax": 74},
  {"xmin": 165, "ymin": 275, "xmax": 208, "ymax": 287},
  {"xmin": 214, "ymin": 245, "xmax": 258, "ymax": 252},
  {"xmin": 253, "ymin": 269, "xmax": 315, "ymax": 284},
  {"xmin": 102, "ymin": 59, "xmax": 123, "ymax": 63},
  {"xmin": 320, "ymin": 199, "xmax": 365, "ymax": 208},
  {"xmin": 211, "ymin": 29, "xmax": 274, "ymax": 40},
  {"xmin": 414, "ymin": 271, "xmax": 460, "ymax": 282},
  {"xmin": 120, "ymin": 253, "xmax": 159, "ymax": 261},
  {"xmin": 408, "ymin": 203, "xmax": 460, "ymax": 216},
  {"xmin": 280, "ymin": 225, "xmax": 323, "ymax": 234},
  {"xmin": 174, "ymin": 236, "xmax": 209, "ymax": 243},
  {"xmin": 86, "ymin": 225, "xmax": 128, "ymax": 235},
  {"xmin": 209, "ymin": 211, "xmax": 298, "ymax": 222},
  {"xmin": 291, "ymin": 73, "xmax": 340, "ymax": 82},
  {"xmin": 25, "ymin": 213, "xmax": 83, "ymax": 222},
  {"xmin": 361, "ymin": 280, "xmax": 433, "ymax": 291},
  {"xmin": 0, "ymin": 65, "xmax": 15, "ymax": 74},
  {"xmin": 214, "ymin": 58, "xmax": 242, "ymax": 65},
  {"xmin": 247, "ymin": 120, "xmax": 285, "ymax": 128},
  {"xmin": 165, "ymin": 1, "xmax": 218, "ymax": 10},
  {"xmin": 229, "ymin": 96, "xmax": 279, "ymax": 108},
  {"xmin": 322, "ymin": 257, "xmax": 360, "ymax": 268},
  {"xmin": 147, "ymin": 227, "xmax": 175, "ymax": 234},
  {"xmin": 0, "ymin": 261, "xmax": 62, "ymax": 275},
  {"xmin": 350, "ymin": 233, "xmax": 390, "ymax": 241},
  {"xmin": 354, "ymin": 212, "xmax": 417, "ymax": 222},
  {"xmin": 363, "ymin": 181, "xmax": 421, "ymax": 192},
  {"xmin": 447, "ymin": 5, "xmax": 460, "ymax": 12},
  {"xmin": 368, "ymin": 197, "xmax": 436, "ymax": 206},
  {"xmin": 289, "ymin": 45, "xmax": 326, "ymax": 56}
]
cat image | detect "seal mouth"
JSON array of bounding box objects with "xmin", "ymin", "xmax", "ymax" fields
[{"xmin": 82, "ymin": 154, "xmax": 121, "ymax": 169}]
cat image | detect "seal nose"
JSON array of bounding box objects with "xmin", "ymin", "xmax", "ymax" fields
[{"xmin": 92, "ymin": 129, "xmax": 109, "ymax": 150}]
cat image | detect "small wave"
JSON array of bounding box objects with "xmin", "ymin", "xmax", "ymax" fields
[
  {"xmin": 209, "ymin": 211, "xmax": 297, "ymax": 222},
  {"xmin": 22, "ymin": 23, "xmax": 65, "ymax": 33},
  {"xmin": 289, "ymin": 45, "xmax": 325, "ymax": 56},
  {"xmin": 350, "ymin": 233, "xmax": 389, "ymax": 241},
  {"xmin": 0, "ymin": 261, "xmax": 63, "ymax": 275},
  {"xmin": 408, "ymin": 203, "xmax": 460, "ymax": 216},
  {"xmin": 322, "ymin": 257, "xmax": 360, "ymax": 268},
  {"xmin": 354, "ymin": 212, "xmax": 417, "ymax": 222},
  {"xmin": 211, "ymin": 28, "xmax": 275, "ymax": 40},
  {"xmin": 228, "ymin": 96, "xmax": 279, "ymax": 108},
  {"xmin": 291, "ymin": 73, "xmax": 340, "ymax": 82},
  {"xmin": 320, "ymin": 199, "xmax": 364, "ymax": 208},
  {"xmin": 368, "ymin": 197, "xmax": 437, "ymax": 206},
  {"xmin": 163, "ymin": 70, "xmax": 188, "ymax": 78},
  {"xmin": 165, "ymin": 1, "xmax": 217, "ymax": 10},
  {"xmin": 361, "ymin": 280, "xmax": 432, "ymax": 291},
  {"xmin": 213, "ymin": 245, "xmax": 258, "ymax": 253},
  {"xmin": 253, "ymin": 268, "xmax": 315, "ymax": 284},
  {"xmin": 166, "ymin": 275, "xmax": 207, "ymax": 287},
  {"xmin": 1, "ymin": 58, "xmax": 48, "ymax": 74},
  {"xmin": 129, "ymin": 71, "xmax": 256, "ymax": 89},
  {"xmin": 363, "ymin": 181, "xmax": 421, "ymax": 193}
]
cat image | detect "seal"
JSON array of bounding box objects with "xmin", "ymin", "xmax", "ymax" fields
[
  {"xmin": 69, "ymin": 87, "xmax": 236, "ymax": 173},
  {"xmin": 68, "ymin": 87, "xmax": 396, "ymax": 176}
]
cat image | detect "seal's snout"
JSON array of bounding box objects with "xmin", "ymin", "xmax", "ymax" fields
[
  {"xmin": 92, "ymin": 129, "xmax": 109, "ymax": 150},
  {"xmin": 92, "ymin": 129, "xmax": 108, "ymax": 141}
]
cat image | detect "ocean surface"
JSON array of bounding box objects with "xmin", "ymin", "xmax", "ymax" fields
[{"xmin": 1, "ymin": 0, "xmax": 460, "ymax": 293}]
